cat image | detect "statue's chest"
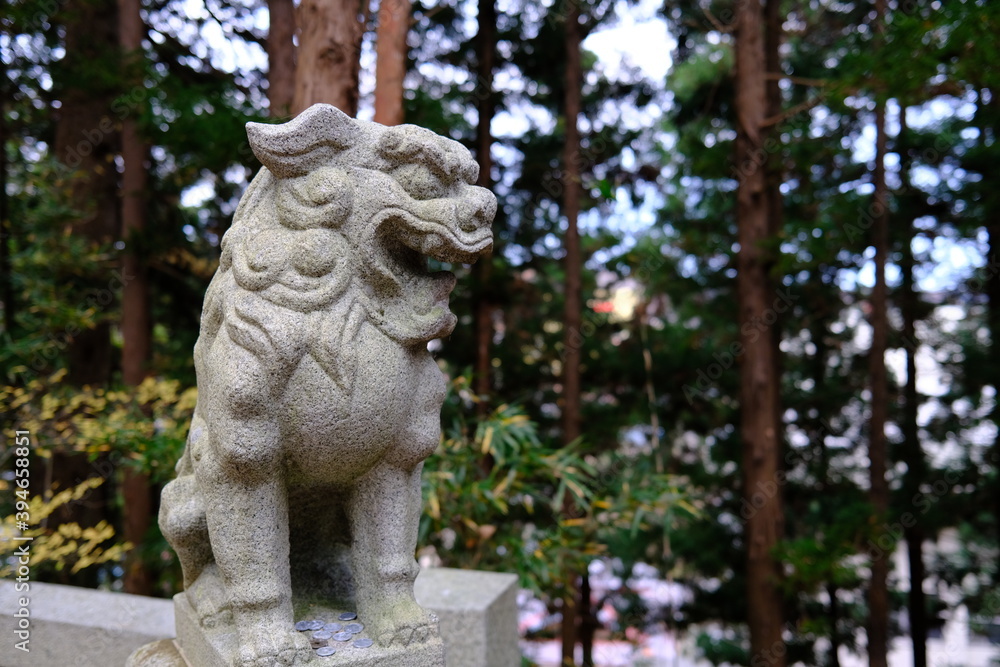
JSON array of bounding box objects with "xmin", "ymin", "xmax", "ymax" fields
[{"xmin": 281, "ymin": 323, "xmax": 444, "ymax": 483}]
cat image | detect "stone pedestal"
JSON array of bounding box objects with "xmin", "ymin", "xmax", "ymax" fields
[
  {"xmin": 414, "ymin": 568, "xmax": 520, "ymax": 667},
  {"xmin": 0, "ymin": 572, "xmax": 517, "ymax": 667},
  {"xmin": 170, "ymin": 592, "xmax": 445, "ymax": 667}
]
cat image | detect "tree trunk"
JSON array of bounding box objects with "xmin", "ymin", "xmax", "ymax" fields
[
  {"xmin": 46, "ymin": 0, "xmax": 119, "ymax": 591},
  {"xmin": 866, "ymin": 2, "xmax": 890, "ymax": 666},
  {"xmin": 560, "ymin": 0, "xmax": 582, "ymax": 459},
  {"xmin": 0, "ymin": 55, "xmax": 12, "ymax": 338},
  {"xmin": 734, "ymin": 0, "xmax": 785, "ymax": 663},
  {"xmin": 982, "ymin": 90, "xmax": 1000, "ymax": 599},
  {"xmin": 268, "ymin": 0, "xmax": 297, "ymax": 118},
  {"xmin": 898, "ymin": 106, "xmax": 927, "ymax": 667},
  {"xmin": 373, "ymin": 0, "xmax": 409, "ymax": 125},
  {"xmin": 54, "ymin": 0, "xmax": 119, "ymax": 386},
  {"xmin": 118, "ymin": 0, "xmax": 153, "ymax": 596},
  {"xmin": 293, "ymin": 0, "xmax": 365, "ymax": 116},
  {"xmin": 472, "ymin": 0, "xmax": 496, "ymax": 414},
  {"xmin": 828, "ymin": 583, "xmax": 841, "ymax": 667},
  {"xmin": 990, "ymin": 229, "xmax": 1000, "ymax": 585},
  {"xmin": 580, "ymin": 569, "xmax": 594, "ymax": 667},
  {"xmin": 560, "ymin": 1, "xmax": 583, "ymax": 663}
]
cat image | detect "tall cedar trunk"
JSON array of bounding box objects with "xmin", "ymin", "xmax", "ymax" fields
[
  {"xmin": 734, "ymin": 0, "xmax": 785, "ymax": 663},
  {"xmin": 118, "ymin": 0, "xmax": 153, "ymax": 596},
  {"xmin": 293, "ymin": 0, "xmax": 365, "ymax": 116},
  {"xmin": 55, "ymin": 0, "xmax": 119, "ymax": 386},
  {"xmin": 47, "ymin": 0, "xmax": 119, "ymax": 590},
  {"xmin": 899, "ymin": 108, "xmax": 927, "ymax": 667},
  {"xmin": 580, "ymin": 569, "xmax": 594, "ymax": 667},
  {"xmin": 813, "ymin": 314, "xmax": 841, "ymax": 667},
  {"xmin": 983, "ymin": 92, "xmax": 1000, "ymax": 592},
  {"xmin": 372, "ymin": 0, "xmax": 409, "ymax": 125},
  {"xmin": 764, "ymin": 0, "xmax": 784, "ymax": 395},
  {"xmin": 268, "ymin": 0, "xmax": 297, "ymax": 118},
  {"xmin": 866, "ymin": 2, "xmax": 890, "ymax": 665},
  {"xmin": 0, "ymin": 54, "xmax": 12, "ymax": 337},
  {"xmin": 990, "ymin": 231, "xmax": 1000, "ymax": 577},
  {"xmin": 560, "ymin": 1, "xmax": 583, "ymax": 663},
  {"xmin": 472, "ymin": 0, "xmax": 496, "ymax": 414},
  {"xmin": 828, "ymin": 584, "xmax": 841, "ymax": 667}
]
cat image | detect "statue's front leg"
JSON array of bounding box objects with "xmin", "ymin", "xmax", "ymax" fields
[
  {"xmin": 349, "ymin": 461, "xmax": 437, "ymax": 647},
  {"xmin": 199, "ymin": 414, "xmax": 313, "ymax": 666}
]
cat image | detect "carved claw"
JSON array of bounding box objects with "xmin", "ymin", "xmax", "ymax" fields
[
  {"xmin": 371, "ymin": 604, "xmax": 437, "ymax": 648},
  {"xmin": 239, "ymin": 629, "xmax": 313, "ymax": 667}
]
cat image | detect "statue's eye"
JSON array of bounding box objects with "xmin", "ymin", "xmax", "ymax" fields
[{"xmin": 392, "ymin": 164, "xmax": 448, "ymax": 200}]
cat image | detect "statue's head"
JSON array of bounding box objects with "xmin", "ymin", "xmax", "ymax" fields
[{"xmin": 228, "ymin": 104, "xmax": 496, "ymax": 344}]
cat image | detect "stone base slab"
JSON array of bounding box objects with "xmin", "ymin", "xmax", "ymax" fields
[
  {"xmin": 2, "ymin": 568, "xmax": 518, "ymax": 667},
  {"xmin": 172, "ymin": 592, "xmax": 445, "ymax": 667}
]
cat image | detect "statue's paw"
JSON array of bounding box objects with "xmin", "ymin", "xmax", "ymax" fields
[
  {"xmin": 371, "ymin": 602, "xmax": 438, "ymax": 648},
  {"xmin": 195, "ymin": 598, "xmax": 232, "ymax": 629},
  {"xmin": 187, "ymin": 564, "xmax": 231, "ymax": 629},
  {"xmin": 239, "ymin": 628, "xmax": 313, "ymax": 666}
]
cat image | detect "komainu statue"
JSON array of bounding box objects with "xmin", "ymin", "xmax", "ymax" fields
[{"xmin": 157, "ymin": 104, "xmax": 495, "ymax": 666}]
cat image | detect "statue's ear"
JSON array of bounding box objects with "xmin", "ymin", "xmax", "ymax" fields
[{"xmin": 246, "ymin": 104, "xmax": 360, "ymax": 179}]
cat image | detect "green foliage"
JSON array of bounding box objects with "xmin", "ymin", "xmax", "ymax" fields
[
  {"xmin": 1, "ymin": 158, "xmax": 117, "ymax": 383},
  {"xmin": 422, "ymin": 376, "xmax": 597, "ymax": 590},
  {"xmin": 2, "ymin": 371, "xmax": 194, "ymax": 481},
  {"xmin": 1, "ymin": 371, "xmax": 194, "ymax": 587},
  {"xmin": 423, "ymin": 375, "xmax": 699, "ymax": 599},
  {"xmin": 0, "ymin": 476, "xmax": 128, "ymax": 577}
]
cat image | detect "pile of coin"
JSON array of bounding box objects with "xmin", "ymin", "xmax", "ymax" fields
[{"xmin": 294, "ymin": 611, "xmax": 375, "ymax": 658}]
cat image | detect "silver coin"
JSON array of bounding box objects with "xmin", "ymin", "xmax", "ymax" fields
[
  {"xmin": 332, "ymin": 631, "xmax": 354, "ymax": 642},
  {"xmin": 308, "ymin": 620, "xmax": 325, "ymax": 631},
  {"xmin": 316, "ymin": 646, "xmax": 336, "ymax": 657},
  {"xmin": 294, "ymin": 621, "xmax": 312, "ymax": 632},
  {"xmin": 323, "ymin": 622, "xmax": 342, "ymax": 633},
  {"xmin": 338, "ymin": 612, "xmax": 357, "ymax": 621},
  {"xmin": 353, "ymin": 638, "xmax": 374, "ymax": 649},
  {"xmin": 312, "ymin": 630, "xmax": 333, "ymax": 641},
  {"xmin": 345, "ymin": 623, "xmax": 364, "ymax": 634}
]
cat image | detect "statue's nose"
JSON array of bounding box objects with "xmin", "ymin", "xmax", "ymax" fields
[{"xmin": 459, "ymin": 189, "xmax": 497, "ymax": 232}]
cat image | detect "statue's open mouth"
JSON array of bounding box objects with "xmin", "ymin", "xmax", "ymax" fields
[{"xmin": 369, "ymin": 208, "xmax": 492, "ymax": 343}]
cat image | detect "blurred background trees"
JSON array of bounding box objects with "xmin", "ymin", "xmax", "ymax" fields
[{"xmin": 2, "ymin": 0, "xmax": 999, "ymax": 665}]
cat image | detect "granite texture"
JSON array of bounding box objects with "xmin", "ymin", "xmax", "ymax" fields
[
  {"xmin": 155, "ymin": 103, "xmax": 495, "ymax": 666},
  {"xmin": 0, "ymin": 579, "xmax": 174, "ymax": 667},
  {"xmin": 414, "ymin": 569, "xmax": 520, "ymax": 667},
  {"xmin": 125, "ymin": 640, "xmax": 189, "ymax": 667}
]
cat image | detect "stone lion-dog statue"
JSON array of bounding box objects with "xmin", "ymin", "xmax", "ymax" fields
[{"xmin": 158, "ymin": 104, "xmax": 495, "ymax": 666}]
